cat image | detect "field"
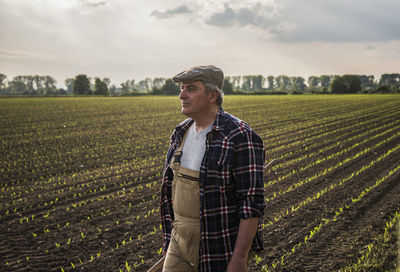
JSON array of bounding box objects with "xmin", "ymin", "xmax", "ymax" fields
[{"xmin": 1, "ymin": 95, "xmax": 400, "ymax": 272}]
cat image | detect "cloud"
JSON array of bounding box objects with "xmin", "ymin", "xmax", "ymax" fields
[
  {"xmin": 207, "ymin": 3, "xmax": 270, "ymax": 27},
  {"xmin": 0, "ymin": 49, "xmax": 54, "ymax": 61},
  {"xmin": 150, "ymin": 5, "xmax": 192, "ymax": 19},
  {"xmin": 276, "ymin": 0, "xmax": 400, "ymax": 42},
  {"xmin": 199, "ymin": 0, "xmax": 400, "ymax": 42},
  {"xmin": 0, "ymin": 49, "xmax": 31, "ymax": 60},
  {"xmin": 205, "ymin": 1, "xmax": 279, "ymax": 27},
  {"xmin": 77, "ymin": 0, "xmax": 107, "ymax": 8},
  {"xmin": 202, "ymin": 0, "xmax": 297, "ymax": 38}
]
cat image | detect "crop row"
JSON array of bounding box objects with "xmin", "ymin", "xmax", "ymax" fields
[
  {"xmin": 261, "ymin": 162, "xmax": 400, "ymax": 271},
  {"xmin": 340, "ymin": 209, "xmax": 400, "ymax": 271},
  {"xmin": 265, "ymin": 116, "xmax": 400, "ymax": 190},
  {"xmin": 263, "ymin": 142, "xmax": 400, "ymax": 229},
  {"xmin": 266, "ymin": 129, "xmax": 400, "ymax": 202}
]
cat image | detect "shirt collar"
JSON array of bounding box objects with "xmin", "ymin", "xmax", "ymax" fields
[
  {"xmin": 212, "ymin": 106, "xmax": 226, "ymax": 132},
  {"xmin": 174, "ymin": 107, "xmax": 226, "ymax": 139}
]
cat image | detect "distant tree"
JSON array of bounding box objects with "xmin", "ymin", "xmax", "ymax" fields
[
  {"xmin": 136, "ymin": 78, "xmax": 152, "ymax": 92},
  {"xmin": 308, "ymin": 76, "xmax": 320, "ymax": 92},
  {"xmin": 229, "ymin": 76, "xmax": 241, "ymax": 90},
  {"xmin": 56, "ymin": 88, "xmax": 68, "ymax": 95},
  {"xmin": 120, "ymin": 80, "xmax": 135, "ymax": 94},
  {"xmin": 267, "ymin": 76, "xmax": 275, "ymax": 90},
  {"xmin": 9, "ymin": 76, "xmax": 27, "ymax": 94},
  {"xmin": 358, "ymin": 75, "xmax": 376, "ymax": 91},
  {"xmin": 120, "ymin": 82, "xmax": 130, "ymax": 94},
  {"xmin": 33, "ymin": 75, "xmax": 43, "ymax": 94},
  {"xmin": 241, "ymin": 76, "xmax": 252, "ymax": 91},
  {"xmin": 16, "ymin": 76, "xmax": 32, "ymax": 94},
  {"xmin": 152, "ymin": 88, "xmax": 163, "ymax": 95},
  {"xmin": 253, "ymin": 75, "xmax": 264, "ymax": 91},
  {"xmin": 330, "ymin": 75, "xmax": 361, "ymax": 94},
  {"xmin": 73, "ymin": 74, "xmax": 91, "ymax": 95},
  {"xmin": 241, "ymin": 75, "xmax": 265, "ymax": 91},
  {"xmin": 43, "ymin": 76, "xmax": 57, "ymax": 95},
  {"xmin": 152, "ymin": 77, "xmax": 166, "ymax": 94},
  {"xmin": 373, "ymin": 85, "xmax": 391, "ymax": 93},
  {"xmin": 276, "ymin": 75, "xmax": 291, "ymax": 91},
  {"xmin": 153, "ymin": 78, "xmax": 166, "ymax": 88},
  {"xmin": 330, "ymin": 76, "xmax": 347, "ymax": 93},
  {"xmin": 0, "ymin": 73, "xmax": 7, "ymax": 93},
  {"xmin": 222, "ymin": 79, "xmax": 233, "ymax": 94},
  {"xmin": 342, "ymin": 75, "xmax": 361, "ymax": 93},
  {"xmin": 320, "ymin": 75, "xmax": 332, "ymax": 89},
  {"xmin": 65, "ymin": 78, "xmax": 74, "ymax": 93},
  {"xmin": 93, "ymin": 78, "xmax": 109, "ymax": 96},
  {"xmin": 22, "ymin": 76, "xmax": 34, "ymax": 94},
  {"xmin": 379, "ymin": 73, "xmax": 400, "ymax": 92},
  {"xmin": 290, "ymin": 76, "xmax": 306, "ymax": 92},
  {"xmin": 3, "ymin": 75, "xmax": 56, "ymax": 95},
  {"xmin": 161, "ymin": 79, "xmax": 180, "ymax": 95},
  {"xmin": 103, "ymin": 78, "xmax": 111, "ymax": 88},
  {"xmin": 109, "ymin": 84, "xmax": 117, "ymax": 95}
]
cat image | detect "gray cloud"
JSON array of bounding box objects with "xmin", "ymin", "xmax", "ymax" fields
[
  {"xmin": 277, "ymin": 0, "xmax": 400, "ymax": 42},
  {"xmin": 202, "ymin": 0, "xmax": 400, "ymax": 42},
  {"xmin": 205, "ymin": 2, "xmax": 278, "ymax": 29},
  {"xmin": 150, "ymin": 5, "xmax": 192, "ymax": 19}
]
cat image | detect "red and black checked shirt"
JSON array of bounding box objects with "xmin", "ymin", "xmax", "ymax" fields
[{"xmin": 161, "ymin": 107, "xmax": 266, "ymax": 271}]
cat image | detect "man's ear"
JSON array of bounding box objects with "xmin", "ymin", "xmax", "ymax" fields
[{"xmin": 209, "ymin": 90, "xmax": 218, "ymax": 104}]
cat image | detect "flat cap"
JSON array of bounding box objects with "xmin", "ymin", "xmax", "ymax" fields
[{"xmin": 172, "ymin": 65, "xmax": 224, "ymax": 90}]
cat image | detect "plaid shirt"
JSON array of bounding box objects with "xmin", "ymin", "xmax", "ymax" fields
[{"xmin": 161, "ymin": 107, "xmax": 266, "ymax": 271}]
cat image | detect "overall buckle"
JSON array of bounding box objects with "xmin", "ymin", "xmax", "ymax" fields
[{"xmin": 174, "ymin": 151, "xmax": 182, "ymax": 163}]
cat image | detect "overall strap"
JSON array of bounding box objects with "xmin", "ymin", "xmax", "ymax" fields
[{"xmin": 171, "ymin": 127, "xmax": 190, "ymax": 166}]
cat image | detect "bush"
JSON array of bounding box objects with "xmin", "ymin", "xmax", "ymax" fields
[{"xmin": 373, "ymin": 85, "xmax": 391, "ymax": 94}]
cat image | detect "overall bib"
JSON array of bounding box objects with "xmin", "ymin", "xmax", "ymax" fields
[{"xmin": 163, "ymin": 130, "xmax": 201, "ymax": 272}]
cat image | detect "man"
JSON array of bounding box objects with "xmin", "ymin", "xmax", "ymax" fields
[{"xmin": 161, "ymin": 65, "xmax": 265, "ymax": 272}]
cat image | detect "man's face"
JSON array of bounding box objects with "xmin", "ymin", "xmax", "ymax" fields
[{"xmin": 179, "ymin": 81, "xmax": 215, "ymax": 118}]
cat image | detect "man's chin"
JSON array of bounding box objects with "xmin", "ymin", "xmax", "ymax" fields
[{"xmin": 181, "ymin": 107, "xmax": 192, "ymax": 117}]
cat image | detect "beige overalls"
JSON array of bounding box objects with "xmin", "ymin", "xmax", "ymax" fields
[{"xmin": 163, "ymin": 130, "xmax": 201, "ymax": 272}]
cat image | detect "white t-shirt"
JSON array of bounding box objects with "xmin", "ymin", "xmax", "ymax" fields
[{"xmin": 180, "ymin": 122, "xmax": 213, "ymax": 171}]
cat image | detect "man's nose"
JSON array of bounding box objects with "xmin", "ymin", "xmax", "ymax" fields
[{"xmin": 179, "ymin": 89, "xmax": 187, "ymax": 99}]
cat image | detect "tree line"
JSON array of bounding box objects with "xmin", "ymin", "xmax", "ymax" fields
[{"xmin": 0, "ymin": 73, "xmax": 399, "ymax": 96}]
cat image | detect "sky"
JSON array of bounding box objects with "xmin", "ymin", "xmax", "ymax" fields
[{"xmin": 1, "ymin": 0, "xmax": 399, "ymax": 87}]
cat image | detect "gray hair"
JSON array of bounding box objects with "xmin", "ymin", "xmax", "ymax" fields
[{"xmin": 203, "ymin": 82, "xmax": 224, "ymax": 106}]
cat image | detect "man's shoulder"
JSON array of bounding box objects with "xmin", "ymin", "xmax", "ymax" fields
[
  {"xmin": 221, "ymin": 111, "xmax": 251, "ymax": 134},
  {"xmin": 220, "ymin": 110, "xmax": 263, "ymax": 145}
]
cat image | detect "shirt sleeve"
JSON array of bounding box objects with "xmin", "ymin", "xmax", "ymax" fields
[
  {"xmin": 160, "ymin": 132, "xmax": 176, "ymax": 252},
  {"xmin": 232, "ymin": 129, "xmax": 266, "ymax": 219},
  {"xmin": 160, "ymin": 167, "xmax": 173, "ymax": 252}
]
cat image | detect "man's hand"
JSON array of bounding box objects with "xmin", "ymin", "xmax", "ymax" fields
[
  {"xmin": 226, "ymin": 254, "xmax": 248, "ymax": 272},
  {"xmin": 226, "ymin": 217, "xmax": 259, "ymax": 272}
]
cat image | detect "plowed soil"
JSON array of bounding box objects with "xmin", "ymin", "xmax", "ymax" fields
[{"xmin": 1, "ymin": 95, "xmax": 399, "ymax": 272}]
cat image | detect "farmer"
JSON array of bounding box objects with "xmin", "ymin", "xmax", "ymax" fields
[{"xmin": 160, "ymin": 65, "xmax": 265, "ymax": 272}]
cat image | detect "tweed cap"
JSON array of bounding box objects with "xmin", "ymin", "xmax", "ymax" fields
[{"xmin": 172, "ymin": 65, "xmax": 224, "ymax": 90}]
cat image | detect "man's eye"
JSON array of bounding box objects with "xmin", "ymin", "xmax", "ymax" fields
[{"xmin": 181, "ymin": 85, "xmax": 196, "ymax": 92}]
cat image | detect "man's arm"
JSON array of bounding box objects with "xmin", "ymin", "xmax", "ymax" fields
[
  {"xmin": 227, "ymin": 217, "xmax": 259, "ymax": 272},
  {"xmin": 228, "ymin": 128, "xmax": 265, "ymax": 271}
]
